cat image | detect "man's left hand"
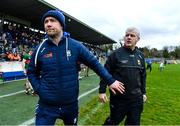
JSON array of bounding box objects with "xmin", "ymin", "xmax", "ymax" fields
[{"xmin": 143, "ymin": 94, "xmax": 147, "ymax": 102}]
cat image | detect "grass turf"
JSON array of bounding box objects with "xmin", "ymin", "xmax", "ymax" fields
[{"xmin": 0, "ymin": 64, "xmax": 179, "ymax": 125}]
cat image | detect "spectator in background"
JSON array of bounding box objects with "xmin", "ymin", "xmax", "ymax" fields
[
  {"xmin": 99, "ymin": 27, "xmax": 147, "ymax": 125},
  {"xmin": 164, "ymin": 60, "xmax": 167, "ymax": 66},
  {"xmin": 27, "ymin": 9, "xmax": 124, "ymax": 126},
  {"xmin": 12, "ymin": 41, "xmax": 17, "ymax": 54},
  {"xmin": 146, "ymin": 58, "xmax": 152, "ymax": 72},
  {"xmin": 159, "ymin": 61, "xmax": 164, "ymax": 71},
  {"xmin": 13, "ymin": 52, "xmax": 21, "ymax": 61},
  {"xmin": 22, "ymin": 50, "xmax": 34, "ymax": 95},
  {"xmin": 7, "ymin": 51, "xmax": 14, "ymax": 61},
  {"xmin": 77, "ymin": 61, "xmax": 82, "ymax": 80},
  {"xmin": 84, "ymin": 65, "xmax": 89, "ymax": 77}
]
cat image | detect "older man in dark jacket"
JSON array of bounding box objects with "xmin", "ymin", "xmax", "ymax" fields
[{"xmin": 99, "ymin": 27, "xmax": 147, "ymax": 125}]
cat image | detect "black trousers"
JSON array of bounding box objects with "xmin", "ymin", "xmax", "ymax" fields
[{"xmin": 104, "ymin": 95, "xmax": 143, "ymax": 126}]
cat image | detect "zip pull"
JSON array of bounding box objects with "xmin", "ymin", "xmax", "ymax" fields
[{"xmin": 66, "ymin": 37, "xmax": 71, "ymax": 61}]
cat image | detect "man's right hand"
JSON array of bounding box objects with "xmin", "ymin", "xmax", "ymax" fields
[{"xmin": 109, "ymin": 80, "xmax": 125, "ymax": 94}]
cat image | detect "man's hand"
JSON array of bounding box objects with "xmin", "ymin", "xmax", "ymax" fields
[
  {"xmin": 99, "ymin": 93, "xmax": 108, "ymax": 103},
  {"xmin": 109, "ymin": 80, "xmax": 125, "ymax": 94},
  {"xmin": 143, "ymin": 94, "xmax": 147, "ymax": 102}
]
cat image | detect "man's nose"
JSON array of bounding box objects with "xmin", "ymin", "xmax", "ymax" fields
[{"xmin": 47, "ymin": 21, "xmax": 51, "ymax": 25}]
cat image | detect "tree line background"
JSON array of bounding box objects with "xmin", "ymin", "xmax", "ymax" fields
[{"xmin": 139, "ymin": 45, "xmax": 180, "ymax": 59}]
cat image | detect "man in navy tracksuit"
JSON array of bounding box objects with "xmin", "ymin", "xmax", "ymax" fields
[
  {"xmin": 99, "ymin": 27, "xmax": 147, "ymax": 125},
  {"xmin": 27, "ymin": 9, "xmax": 124, "ymax": 125}
]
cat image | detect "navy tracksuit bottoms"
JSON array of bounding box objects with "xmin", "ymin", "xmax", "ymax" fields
[{"xmin": 35, "ymin": 102, "xmax": 78, "ymax": 125}]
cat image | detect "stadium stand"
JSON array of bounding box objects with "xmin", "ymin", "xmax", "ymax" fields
[{"xmin": 0, "ymin": 0, "xmax": 117, "ymax": 82}]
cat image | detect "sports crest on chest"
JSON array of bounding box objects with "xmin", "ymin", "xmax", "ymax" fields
[
  {"xmin": 43, "ymin": 52, "xmax": 53, "ymax": 58},
  {"xmin": 137, "ymin": 59, "xmax": 141, "ymax": 66}
]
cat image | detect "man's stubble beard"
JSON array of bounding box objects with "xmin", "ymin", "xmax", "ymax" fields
[
  {"xmin": 48, "ymin": 34, "xmax": 56, "ymax": 39},
  {"xmin": 47, "ymin": 31, "xmax": 60, "ymax": 39},
  {"xmin": 46, "ymin": 29, "xmax": 63, "ymax": 39}
]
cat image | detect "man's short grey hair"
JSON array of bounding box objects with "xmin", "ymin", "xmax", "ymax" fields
[{"xmin": 125, "ymin": 27, "xmax": 140, "ymax": 38}]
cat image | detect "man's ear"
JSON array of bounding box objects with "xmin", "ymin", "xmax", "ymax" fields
[{"xmin": 137, "ymin": 36, "xmax": 140, "ymax": 41}]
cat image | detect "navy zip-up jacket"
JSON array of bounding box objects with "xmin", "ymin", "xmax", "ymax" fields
[
  {"xmin": 27, "ymin": 37, "xmax": 115, "ymax": 106},
  {"xmin": 99, "ymin": 46, "xmax": 146, "ymax": 98}
]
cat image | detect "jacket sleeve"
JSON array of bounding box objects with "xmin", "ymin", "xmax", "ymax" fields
[
  {"xmin": 140, "ymin": 53, "xmax": 146, "ymax": 94},
  {"xmin": 27, "ymin": 48, "xmax": 41, "ymax": 93},
  {"xmin": 78, "ymin": 44, "xmax": 115, "ymax": 87}
]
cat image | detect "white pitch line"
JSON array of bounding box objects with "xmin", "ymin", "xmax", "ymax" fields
[
  {"xmin": 78, "ymin": 86, "xmax": 99, "ymax": 100},
  {"xmin": 19, "ymin": 86, "xmax": 99, "ymax": 126},
  {"xmin": 19, "ymin": 117, "xmax": 35, "ymax": 126},
  {"xmin": 0, "ymin": 73, "xmax": 97, "ymax": 99},
  {"xmin": 0, "ymin": 90, "xmax": 25, "ymax": 99}
]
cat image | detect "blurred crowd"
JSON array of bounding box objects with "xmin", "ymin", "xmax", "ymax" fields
[
  {"xmin": 0, "ymin": 20, "xmax": 107, "ymax": 62},
  {"xmin": 0, "ymin": 20, "xmax": 44, "ymax": 61}
]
